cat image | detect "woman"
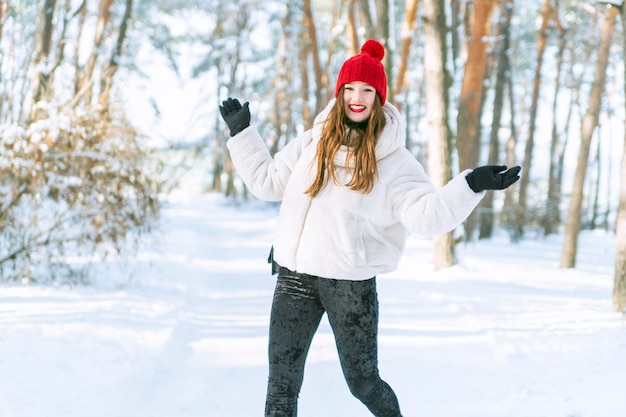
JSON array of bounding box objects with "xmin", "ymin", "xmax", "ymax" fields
[{"xmin": 219, "ymin": 39, "xmax": 520, "ymax": 417}]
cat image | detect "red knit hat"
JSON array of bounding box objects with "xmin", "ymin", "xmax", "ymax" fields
[{"xmin": 335, "ymin": 39, "xmax": 387, "ymax": 105}]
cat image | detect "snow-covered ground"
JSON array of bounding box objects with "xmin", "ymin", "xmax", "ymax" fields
[{"xmin": 1, "ymin": 191, "xmax": 625, "ymax": 417}]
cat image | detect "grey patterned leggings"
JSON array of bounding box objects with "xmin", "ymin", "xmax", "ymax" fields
[{"xmin": 265, "ymin": 267, "xmax": 402, "ymax": 417}]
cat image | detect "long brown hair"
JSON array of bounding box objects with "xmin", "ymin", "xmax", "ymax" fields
[{"xmin": 305, "ymin": 89, "xmax": 387, "ymax": 197}]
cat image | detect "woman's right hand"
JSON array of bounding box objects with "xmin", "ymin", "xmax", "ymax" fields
[{"xmin": 219, "ymin": 97, "xmax": 250, "ymax": 136}]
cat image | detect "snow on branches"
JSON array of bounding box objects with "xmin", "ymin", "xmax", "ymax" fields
[{"xmin": 0, "ymin": 105, "xmax": 163, "ymax": 284}]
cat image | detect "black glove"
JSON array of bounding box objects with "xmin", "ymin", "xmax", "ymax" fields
[
  {"xmin": 465, "ymin": 165, "xmax": 521, "ymax": 193},
  {"xmin": 219, "ymin": 97, "xmax": 250, "ymax": 136}
]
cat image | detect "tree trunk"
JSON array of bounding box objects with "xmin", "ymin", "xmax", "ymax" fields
[
  {"xmin": 270, "ymin": 3, "xmax": 296, "ymax": 156},
  {"xmin": 347, "ymin": 0, "xmax": 360, "ymax": 55},
  {"xmin": 224, "ymin": 148, "xmax": 236, "ymax": 197},
  {"xmin": 98, "ymin": 0, "xmax": 133, "ymax": 108},
  {"xmin": 561, "ymin": 5, "xmax": 618, "ymax": 268},
  {"xmin": 450, "ymin": 0, "xmax": 462, "ymax": 74},
  {"xmin": 32, "ymin": 0, "xmax": 57, "ymax": 106},
  {"xmin": 603, "ymin": 105, "xmax": 615, "ymax": 230},
  {"xmin": 614, "ymin": 128, "xmax": 626, "ymax": 312},
  {"xmin": 516, "ymin": 0, "xmax": 551, "ymax": 238},
  {"xmin": 394, "ymin": 0, "xmax": 419, "ymax": 99},
  {"xmin": 75, "ymin": 0, "xmax": 114, "ymax": 108},
  {"xmin": 479, "ymin": 0, "xmax": 514, "ymax": 239},
  {"xmin": 357, "ymin": 0, "xmax": 375, "ymax": 40},
  {"xmin": 502, "ymin": 86, "xmax": 518, "ymax": 239},
  {"xmin": 590, "ymin": 130, "xmax": 602, "ymax": 229},
  {"xmin": 212, "ymin": 95, "xmax": 223, "ymax": 193},
  {"xmin": 211, "ymin": 3, "xmax": 248, "ymax": 196},
  {"xmin": 423, "ymin": 0, "xmax": 454, "ymax": 270},
  {"xmin": 33, "ymin": 0, "xmax": 76, "ymax": 118},
  {"xmin": 373, "ymin": 0, "xmax": 389, "ymax": 41},
  {"xmin": 373, "ymin": 0, "xmax": 392, "ymax": 103},
  {"xmin": 72, "ymin": 1, "xmax": 88, "ymax": 97},
  {"xmin": 456, "ymin": 0, "xmax": 495, "ymax": 240},
  {"xmin": 456, "ymin": 0, "xmax": 494, "ymax": 171},
  {"xmin": 544, "ymin": 23, "xmax": 567, "ymax": 236},
  {"xmin": 612, "ymin": 3, "xmax": 626, "ymax": 313},
  {"xmin": 547, "ymin": 46, "xmax": 589, "ymax": 235},
  {"xmin": 302, "ymin": 0, "xmax": 325, "ymax": 116},
  {"xmin": 298, "ymin": 3, "xmax": 311, "ymax": 128}
]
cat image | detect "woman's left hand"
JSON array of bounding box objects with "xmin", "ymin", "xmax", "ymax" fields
[{"xmin": 465, "ymin": 165, "xmax": 521, "ymax": 193}]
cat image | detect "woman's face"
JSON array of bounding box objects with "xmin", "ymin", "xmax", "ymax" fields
[{"xmin": 342, "ymin": 81, "xmax": 377, "ymax": 123}]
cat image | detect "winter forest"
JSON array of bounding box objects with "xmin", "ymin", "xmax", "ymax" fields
[
  {"xmin": 2, "ymin": 1, "xmax": 626, "ymax": 416},
  {"xmin": 3, "ymin": 0, "xmax": 626, "ymax": 307}
]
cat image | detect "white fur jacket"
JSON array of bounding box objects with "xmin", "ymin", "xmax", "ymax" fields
[{"xmin": 226, "ymin": 100, "xmax": 485, "ymax": 280}]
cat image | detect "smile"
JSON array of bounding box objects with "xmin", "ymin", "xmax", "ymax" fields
[{"xmin": 349, "ymin": 104, "xmax": 366, "ymax": 113}]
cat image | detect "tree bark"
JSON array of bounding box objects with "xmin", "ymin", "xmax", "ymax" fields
[
  {"xmin": 32, "ymin": 0, "xmax": 57, "ymax": 106},
  {"xmin": 456, "ymin": 0, "xmax": 495, "ymax": 240},
  {"xmin": 75, "ymin": 0, "xmax": 114, "ymax": 108},
  {"xmin": 72, "ymin": 1, "xmax": 88, "ymax": 97},
  {"xmin": 614, "ymin": 127, "xmax": 626, "ymax": 311},
  {"xmin": 561, "ymin": 5, "xmax": 618, "ymax": 268},
  {"xmin": 544, "ymin": 21, "xmax": 567, "ymax": 236},
  {"xmin": 302, "ymin": 0, "xmax": 325, "ymax": 116},
  {"xmin": 347, "ymin": 0, "xmax": 360, "ymax": 55},
  {"xmin": 394, "ymin": 0, "xmax": 420, "ymax": 99},
  {"xmin": 450, "ymin": 0, "xmax": 462, "ymax": 73},
  {"xmin": 358, "ymin": 0, "xmax": 375, "ymax": 40},
  {"xmin": 98, "ymin": 0, "xmax": 133, "ymax": 108},
  {"xmin": 299, "ymin": 31, "xmax": 312, "ymax": 128},
  {"xmin": 423, "ymin": 0, "xmax": 454, "ymax": 270},
  {"xmin": 590, "ymin": 128, "xmax": 602, "ymax": 230},
  {"xmin": 479, "ymin": 0, "xmax": 514, "ymax": 239},
  {"xmin": 516, "ymin": 0, "xmax": 551, "ymax": 237},
  {"xmin": 500, "ymin": 45, "xmax": 519, "ymax": 236},
  {"xmin": 456, "ymin": 0, "xmax": 494, "ymax": 172},
  {"xmin": 613, "ymin": 4, "xmax": 626, "ymax": 312},
  {"xmin": 373, "ymin": 0, "xmax": 392, "ymax": 103}
]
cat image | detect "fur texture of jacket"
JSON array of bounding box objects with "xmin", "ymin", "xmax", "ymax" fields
[{"xmin": 226, "ymin": 100, "xmax": 485, "ymax": 280}]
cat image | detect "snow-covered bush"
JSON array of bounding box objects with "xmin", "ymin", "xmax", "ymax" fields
[{"xmin": 0, "ymin": 104, "xmax": 162, "ymax": 284}]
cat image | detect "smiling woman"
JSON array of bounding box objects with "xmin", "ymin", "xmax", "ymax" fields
[{"xmin": 219, "ymin": 39, "xmax": 520, "ymax": 417}]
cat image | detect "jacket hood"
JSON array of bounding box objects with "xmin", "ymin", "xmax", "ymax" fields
[{"xmin": 311, "ymin": 99, "xmax": 406, "ymax": 168}]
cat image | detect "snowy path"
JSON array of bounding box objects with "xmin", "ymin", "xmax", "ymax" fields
[{"xmin": 1, "ymin": 193, "xmax": 625, "ymax": 417}]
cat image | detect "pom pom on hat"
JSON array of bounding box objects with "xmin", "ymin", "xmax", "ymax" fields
[
  {"xmin": 335, "ymin": 39, "xmax": 387, "ymax": 104},
  {"xmin": 361, "ymin": 39, "xmax": 385, "ymax": 61}
]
